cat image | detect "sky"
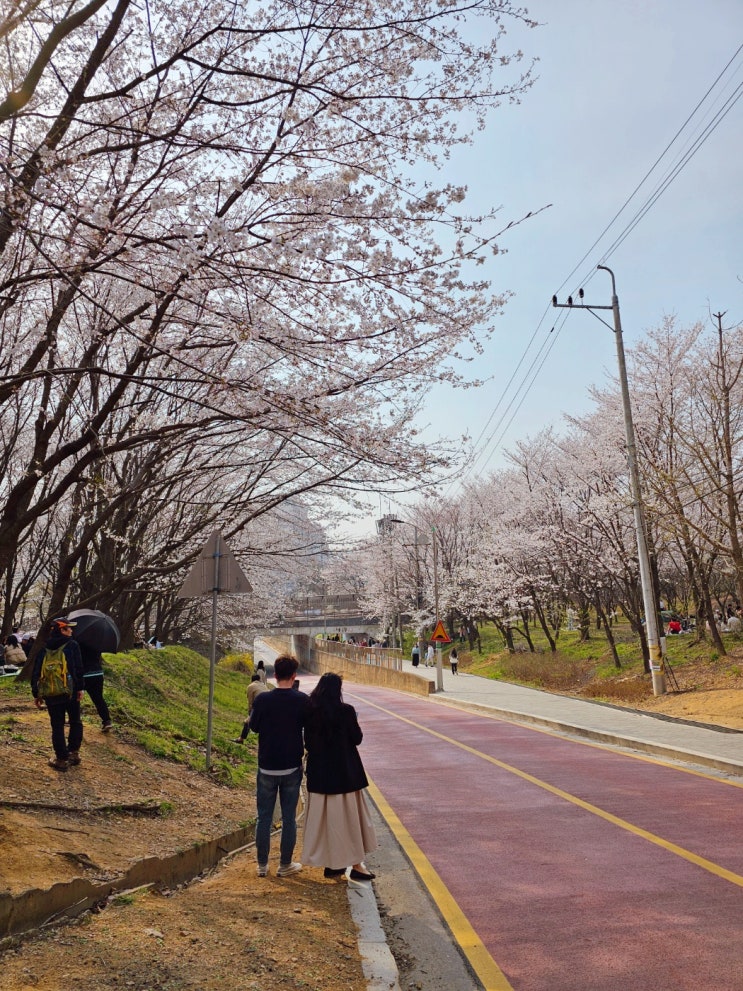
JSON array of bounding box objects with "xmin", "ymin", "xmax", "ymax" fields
[{"xmin": 343, "ymin": 0, "xmax": 743, "ymax": 540}]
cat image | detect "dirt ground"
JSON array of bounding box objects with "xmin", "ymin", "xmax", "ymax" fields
[
  {"xmin": 1, "ymin": 657, "xmax": 741, "ymax": 991},
  {"xmin": 0, "ymin": 701, "xmax": 366, "ymax": 991},
  {"xmin": 600, "ymin": 653, "xmax": 743, "ymax": 730}
]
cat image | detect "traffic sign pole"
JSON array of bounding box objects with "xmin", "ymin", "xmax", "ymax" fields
[
  {"xmin": 205, "ymin": 535, "xmax": 221, "ymax": 772},
  {"xmin": 177, "ymin": 531, "xmax": 253, "ymax": 772}
]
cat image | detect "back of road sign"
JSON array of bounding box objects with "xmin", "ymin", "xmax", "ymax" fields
[
  {"xmin": 177, "ymin": 531, "xmax": 252, "ymax": 598},
  {"xmin": 430, "ymin": 620, "xmax": 452, "ymax": 644}
]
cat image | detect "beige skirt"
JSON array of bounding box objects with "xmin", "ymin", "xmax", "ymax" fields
[{"xmin": 302, "ymin": 789, "xmax": 378, "ymax": 869}]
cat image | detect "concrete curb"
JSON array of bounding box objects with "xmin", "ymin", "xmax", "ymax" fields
[
  {"xmin": 429, "ymin": 695, "xmax": 743, "ymax": 777},
  {"xmin": 347, "ymin": 878, "xmax": 401, "ymax": 991}
]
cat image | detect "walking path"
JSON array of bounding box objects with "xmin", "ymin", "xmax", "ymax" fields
[
  {"xmin": 403, "ymin": 657, "xmax": 743, "ymax": 775},
  {"xmin": 298, "ymin": 656, "xmax": 743, "ymax": 991}
]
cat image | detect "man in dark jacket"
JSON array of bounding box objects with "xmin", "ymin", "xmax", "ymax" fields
[
  {"xmin": 79, "ymin": 643, "xmax": 113, "ymax": 731},
  {"xmin": 248, "ymin": 654, "xmax": 308, "ymax": 877},
  {"xmin": 31, "ymin": 618, "xmax": 84, "ymax": 771}
]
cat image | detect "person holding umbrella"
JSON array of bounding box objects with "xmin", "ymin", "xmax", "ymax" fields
[
  {"xmin": 79, "ymin": 644, "xmax": 113, "ymax": 731},
  {"xmin": 66, "ymin": 610, "xmax": 120, "ymax": 733}
]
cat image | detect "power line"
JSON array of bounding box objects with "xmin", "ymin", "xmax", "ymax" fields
[{"xmin": 452, "ymin": 42, "xmax": 743, "ymax": 488}]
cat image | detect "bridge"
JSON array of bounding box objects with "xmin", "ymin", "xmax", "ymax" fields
[{"xmin": 265, "ymin": 592, "xmax": 381, "ymax": 639}]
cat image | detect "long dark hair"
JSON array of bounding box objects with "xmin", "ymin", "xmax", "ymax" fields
[{"xmin": 307, "ymin": 672, "xmax": 344, "ymax": 738}]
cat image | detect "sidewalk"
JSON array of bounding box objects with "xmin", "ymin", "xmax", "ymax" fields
[{"xmin": 402, "ymin": 657, "xmax": 743, "ymax": 776}]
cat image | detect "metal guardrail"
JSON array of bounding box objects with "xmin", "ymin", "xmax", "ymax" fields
[{"xmin": 316, "ymin": 637, "xmax": 403, "ymax": 671}]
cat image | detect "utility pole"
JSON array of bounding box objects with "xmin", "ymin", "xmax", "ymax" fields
[
  {"xmin": 552, "ymin": 266, "xmax": 665, "ymax": 695},
  {"xmin": 431, "ymin": 525, "xmax": 444, "ymax": 691}
]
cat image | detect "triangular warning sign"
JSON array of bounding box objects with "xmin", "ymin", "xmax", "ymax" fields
[
  {"xmin": 430, "ymin": 620, "xmax": 452, "ymax": 644},
  {"xmin": 178, "ymin": 531, "xmax": 252, "ymax": 598}
]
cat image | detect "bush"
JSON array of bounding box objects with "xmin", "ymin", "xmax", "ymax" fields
[{"xmin": 220, "ymin": 652, "xmax": 253, "ymax": 674}]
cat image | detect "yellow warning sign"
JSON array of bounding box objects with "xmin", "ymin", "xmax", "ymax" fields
[{"xmin": 430, "ymin": 621, "xmax": 452, "ymax": 644}]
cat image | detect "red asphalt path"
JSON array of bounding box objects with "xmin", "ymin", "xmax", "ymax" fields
[{"xmin": 341, "ymin": 681, "xmax": 743, "ymax": 991}]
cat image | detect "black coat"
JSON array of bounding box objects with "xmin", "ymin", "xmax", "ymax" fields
[{"xmin": 304, "ymin": 702, "xmax": 368, "ymax": 795}]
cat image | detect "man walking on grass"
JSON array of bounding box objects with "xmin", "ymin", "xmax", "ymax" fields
[{"xmin": 248, "ymin": 653, "xmax": 308, "ymax": 877}]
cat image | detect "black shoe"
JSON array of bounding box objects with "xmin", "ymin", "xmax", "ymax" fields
[
  {"xmin": 349, "ymin": 869, "xmax": 375, "ymax": 881},
  {"xmin": 324, "ymin": 867, "xmax": 346, "ymax": 878}
]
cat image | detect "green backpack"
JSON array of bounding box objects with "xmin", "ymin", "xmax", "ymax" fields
[{"xmin": 37, "ymin": 645, "xmax": 73, "ymax": 700}]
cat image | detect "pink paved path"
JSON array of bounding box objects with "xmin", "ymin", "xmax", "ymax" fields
[{"xmin": 341, "ymin": 682, "xmax": 743, "ymax": 991}]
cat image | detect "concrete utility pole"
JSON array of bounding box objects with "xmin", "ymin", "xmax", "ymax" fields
[{"xmin": 552, "ymin": 266, "xmax": 665, "ymax": 695}]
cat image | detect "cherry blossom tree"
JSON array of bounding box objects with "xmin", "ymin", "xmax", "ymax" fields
[{"xmin": 1, "ymin": 0, "xmax": 539, "ymax": 634}]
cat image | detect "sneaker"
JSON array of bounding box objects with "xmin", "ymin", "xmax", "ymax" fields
[
  {"xmin": 67, "ymin": 751, "xmax": 81, "ymax": 766},
  {"xmin": 102, "ymin": 722, "xmax": 113, "ymax": 733},
  {"xmin": 232, "ymin": 738, "xmax": 245, "ymax": 744},
  {"xmin": 276, "ymin": 862, "xmax": 302, "ymax": 877},
  {"xmin": 257, "ymin": 864, "xmax": 269, "ymax": 877},
  {"xmin": 48, "ymin": 757, "xmax": 68, "ymax": 772}
]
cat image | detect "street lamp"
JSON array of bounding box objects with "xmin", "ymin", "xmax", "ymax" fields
[
  {"xmin": 552, "ymin": 266, "xmax": 665, "ymax": 695},
  {"xmin": 375, "ymin": 515, "xmax": 439, "ymax": 684},
  {"xmin": 376, "ymin": 513, "xmax": 404, "ymax": 647}
]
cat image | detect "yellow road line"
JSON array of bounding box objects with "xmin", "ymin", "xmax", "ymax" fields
[
  {"xmin": 429, "ymin": 695, "xmax": 743, "ymax": 790},
  {"xmin": 366, "ymin": 777, "xmax": 515, "ymax": 991},
  {"xmin": 354, "ymin": 694, "xmax": 743, "ymax": 890}
]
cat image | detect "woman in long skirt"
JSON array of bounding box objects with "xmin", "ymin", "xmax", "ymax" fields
[{"xmin": 302, "ymin": 673, "xmax": 377, "ymax": 881}]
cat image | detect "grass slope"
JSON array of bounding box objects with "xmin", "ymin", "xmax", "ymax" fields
[{"xmin": 3, "ymin": 646, "xmax": 256, "ymax": 786}]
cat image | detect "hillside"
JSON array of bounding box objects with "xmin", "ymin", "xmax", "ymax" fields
[{"xmin": 0, "ymin": 649, "xmax": 366, "ymax": 991}]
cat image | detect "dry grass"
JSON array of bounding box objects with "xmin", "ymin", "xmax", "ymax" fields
[{"xmin": 494, "ymin": 652, "xmax": 596, "ymax": 692}]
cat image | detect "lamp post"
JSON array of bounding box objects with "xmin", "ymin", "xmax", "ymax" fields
[
  {"xmin": 376, "ymin": 514, "xmax": 398, "ymax": 647},
  {"xmin": 376, "ymin": 514, "xmax": 434, "ymax": 677},
  {"xmin": 552, "ymin": 267, "xmax": 665, "ymax": 695},
  {"xmin": 431, "ymin": 524, "xmax": 444, "ymax": 691}
]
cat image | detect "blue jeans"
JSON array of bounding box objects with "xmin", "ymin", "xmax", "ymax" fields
[{"xmin": 255, "ymin": 767, "xmax": 302, "ymax": 866}]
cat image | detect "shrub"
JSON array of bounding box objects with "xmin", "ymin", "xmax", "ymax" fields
[{"xmin": 220, "ymin": 652, "xmax": 253, "ymax": 674}]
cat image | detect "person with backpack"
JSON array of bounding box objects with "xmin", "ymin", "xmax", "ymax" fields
[{"xmin": 31, "ymin": 618, "xmax": 85, "ymax": 772}]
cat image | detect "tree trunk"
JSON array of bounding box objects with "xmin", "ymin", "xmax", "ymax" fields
[
  {"xmin": 595, "ymin": 597, "xmax": 621, "ymax": 669},
  {"xmin": 529, "ymin": 592, "xmax": 556, "ymax": 652}
]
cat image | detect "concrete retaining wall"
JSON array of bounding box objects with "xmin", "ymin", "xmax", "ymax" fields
[
  {"xmin": 0, "ymin": 823, "xmax": 255, "ymax": 945},
  {"xmin": 261, "ymin": 635, "xmax": 434, "ymax": 697}
]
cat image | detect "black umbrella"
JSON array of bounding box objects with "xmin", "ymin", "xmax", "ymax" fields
[{"xmin": 66, "ymin": 609, "xmax": 120, "ymax": 653}]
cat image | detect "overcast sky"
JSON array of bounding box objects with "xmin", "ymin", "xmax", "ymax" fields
[{"xmin": 353, "ymin": 0, "xmax": 743, "ymax": 536}]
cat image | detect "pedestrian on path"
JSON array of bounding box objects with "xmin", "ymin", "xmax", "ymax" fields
[
  {"xmin": 425, "ymin": 644, "xmax": 434, "ymax": 667},
  {"xmin": 31, "ymin": 618, "xmax": 84, "ymax": 771},
  {"xmin": 449, "ymin": 647, "xmax": 459, "ymax": 675},
  {"xmin": 233, "ymin": 674, "xmax": 268, "ymax": 743},
  {"xmin": 248, "ymin": 654, "xmax": 307, "ymax": 877},
  {"xmin": 79, "ymin": 643, "xmax": 113, "ymax": 731},
  {"xmin": 411, "ymin": 643, "xmax": 420, "ymax": 667},
  {"xmin": 301, "ymin": 672, "xmax": 377, "ymax": 882}
]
